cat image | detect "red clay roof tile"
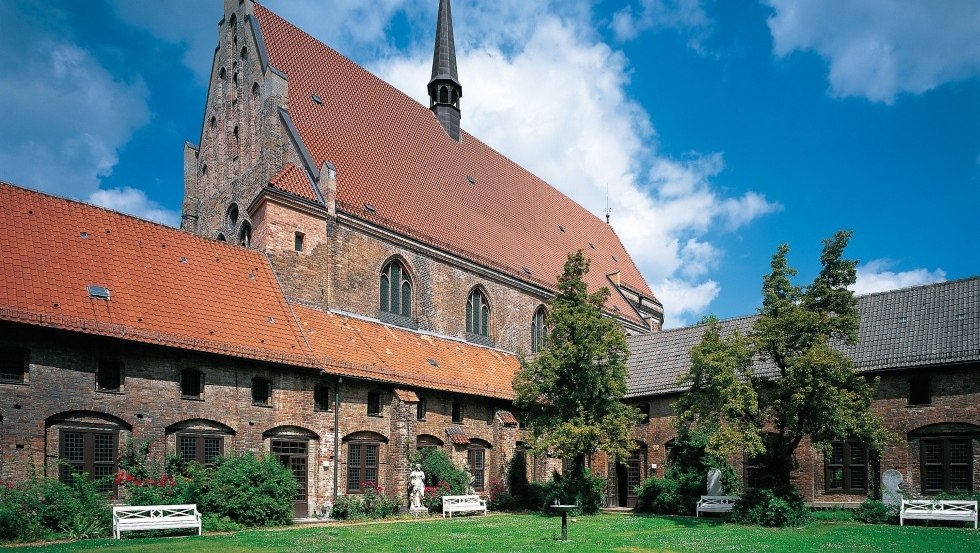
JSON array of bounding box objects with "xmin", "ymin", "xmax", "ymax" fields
[
  {"xmin": 253, "ymin": 4, "xmax": 657, "ymax": 326},
  {"xmin": 268, "ymin": 163, "xmax": 321, "ymax": 203},
  {"xmin": 445, "ymin": 425, "xmax": 470, "ymax": 445}
]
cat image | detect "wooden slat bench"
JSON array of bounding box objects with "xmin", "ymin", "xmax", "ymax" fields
[
  {"xmin": 900, "ymin": 499, "xmax": 977, "ymax": 528},
  {"xmin": 696, "ymin": 495, "xmax": 740, "ymax": 517},
  {"xmin": 112, "ymin": 504, "xmax": 202, "ymax": 539},
  {"xmin": 442, "ymin": 495, "xmax": 488, "ymax": 518}
]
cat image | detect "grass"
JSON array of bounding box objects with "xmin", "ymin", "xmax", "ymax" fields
[{"xmin": 2, "ymin": 513, "xmax": 978, "ymax": 553}]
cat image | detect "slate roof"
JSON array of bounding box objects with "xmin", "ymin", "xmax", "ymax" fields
[
  {"xmin": 626, "ymin": 277, "xmax": 980, "ymax": 398},
  {"xmin": 252, "ymin": 3, "xmax": 656, "ymax": 326},
  {"xmin": 0, "ymin": 181, "xmax": 519, "ymax": 399}
]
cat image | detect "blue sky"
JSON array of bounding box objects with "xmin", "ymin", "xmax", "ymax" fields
[{"xmin": 1, "ymin": 0, "xmax": 977, "ymax": 327}]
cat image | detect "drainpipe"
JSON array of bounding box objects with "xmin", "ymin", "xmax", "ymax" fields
[{"xmin": 333, "ymin": 377, "xmax": 342, "ymax": 503}]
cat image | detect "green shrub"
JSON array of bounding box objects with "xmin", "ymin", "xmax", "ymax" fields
[
  {"xmin": 419, "ymin": 449, "xmax": 468, "ymax": 494},
  {"xmin": 730, "ymin": 488, "xmax": 811, "ymax": 527},
  {"xmin": 811, "ymin": 506, "xmax": 854, "ymax": 522},
  {"xmin": 0, "ymin": 471, "xmax": 111, "ymax": 542},
  {"xmin": 540, "ymin": 469, "xmax": 605, "ymax": 516},
  {"xmin": 362, "ymin": 483, "xmax": 401, "ymax": 518},
  {"xmin": 196, "ymin": 453, "xmax": 295, "ymax": 527},
  {"xmin": 486, "ymin": 478, "xmax": 516, "ymax": 511},
  {"xmin": 506, "ymin": 453, "xmax": 530, "ymax": 508},
  {"xmin": 202, "ymin": 514, "xmax": 244, "ymax": 532},
  {"xmin": 330, "ymin": 495, "xmax": 364, "ymax": 520},
  {"xmin": 634, "ymin": 476, "xmax": 681, "ymax": 515},
  {"xmin": 422, "ymin": 481, "xmax": 452, "ymax": 512},
  {"xmin": 853, "ymin": 499, "xmax": 898, "ymax": 524},
  {"xmin": 526, "ymin": 481, "xmax": 548, "ymax": 510}
]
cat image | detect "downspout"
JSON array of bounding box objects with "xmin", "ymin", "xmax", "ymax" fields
[{"xmin": 333, "ymin": 377, "xmax": 342, "ymax": 503}]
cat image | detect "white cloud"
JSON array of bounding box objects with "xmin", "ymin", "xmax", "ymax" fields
[
  {"xmin": 765, "ymin": 0, "xmax": 980, "ymax": 103},
  {"xmin": 610, "ymin": 0, "xmax": 710, "ymax": 49},
  {"xmin": 373, "ymin": 5, "xmax": 779, "ymax": 327},
  {"xmin": 88, "ymin": 187, "xmax": 180, "ymax": 227},
  {"xmin": 851, "ymin": 259, "xmax": 946, "ymax": 296}
]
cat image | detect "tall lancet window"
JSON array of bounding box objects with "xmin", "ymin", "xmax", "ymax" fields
[
  {"xmin": 380, "ymin": 260, "xmax": 412, "ymax": 318},
  {"xmin": 531, "ymin": 307, "xmax": 547, "ymax": 353},
  {"xmin": 466, "ymin": 289, "xmax": 490, "ymax": 339}
]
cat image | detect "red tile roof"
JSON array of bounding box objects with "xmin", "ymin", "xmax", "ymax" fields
[
  {"xmin": 496, "ymin": 410, "xmax": 519, "ymax": 427},
  {"xmin": 293, "ymin": 303, "xmax": 519, "ymax": 399},
  {"xmin": 0, "ymin": 182, "xmax": 518, "ymax": 399},
  {"xmin": 0, "ymin": 181, "xmax": 312, "ymax": 366},
  {"xmin": 445, "ymin": 425, "xmax": 470, "ymax": 445},
  {"xmin": 253, "ymin": 4, "xmax": 657, "ymax": 326},
  {"xmin": 268, "ymin": 163, "xmax": 321, "ymax": 204}
]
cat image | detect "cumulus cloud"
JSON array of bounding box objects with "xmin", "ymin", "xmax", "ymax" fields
[
  {"xmin": 374, "ymin": 5, "xmax": 779, "ymax": 326},
  {"xmin": 765, "ymin": 0, "xmax": 980, "ymax": 103},
  {"xmin": 0, "ymin": 3, "xmax": 150, "ymax": 200},
  {"xmin": 88, "ymin": 187, "xmax": 180, "ymax": 227},
  {"xmin": 851, "ymin": 259, "xmax": 946, "ymax": 296},
  {"xmin": 611, "ymin": 0, "xmax": 710, "ymax": 48}
]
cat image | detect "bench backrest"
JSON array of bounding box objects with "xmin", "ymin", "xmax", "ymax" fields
[
  {"xmin": 699, "ymin": 496, "xmax": 739, "ymax": 504},
  {"xmin": 443, "ymin": 495, "xmax": 482, "ymax": 506},
  {"xmin": 902, "ymin": 500, "xmax": 978, "ymax": 513},
  {"xmin": 113, "ymin": 504, "xmax": 200, "ymax": 520}
]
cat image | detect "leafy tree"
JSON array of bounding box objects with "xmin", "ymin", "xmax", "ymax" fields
[
  {"xmin": 513, "ymin": 251, "xmax": 641, "ymax": 510},
  {"xmin": 676, "ymin": 231, "xmax": 891, "ymax": 492}
]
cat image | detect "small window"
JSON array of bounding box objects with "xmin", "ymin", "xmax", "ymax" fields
[
  {"xmin": 825, "ymin": 441, "xmax": 868, "ymax": 493},
  {"xmin": 239, "ymin": 222, "xmax": 251, "ymax": 247},
  {"xmin": 466, "ymin": 289, "xmax": 490, "ymax": 340},
  {"xmin": 181, "ymin": 369, "xmax": 204, "ymax": 400},
  {"xmin": 252, "ymin": 377, "xmax": 271, "ymax": 406},
  {"xmin": 909, "ymin": 376, "xmax": 931, "ymax": 405},
  {"xmin": 314, "ymin": 385, "xmax": 331, "ymax": 412},
  {"xmin": 531, "ymin": 307, "xmax": 547, "ymax": 353},
  {"xmin": 0, "ymin": 347, "xmax": 28, "ymax": 383},
  {"xmin": 216, "ymin": 233, "xmax": 226, "ymax": 242},
  {"xmin": 226, "ymin": 204, "xmax": 239, "ymax": 227},
  {"xmin": 638, "ymin": 403, "xmax": 650, "ymax": 424},
  {"xmin": 367, "ymin": 391, "xmax": 382, "ymax": 416},
  {"xmin": 96, "ymin": 359, "xmax": 123, "ymax": 392},
  {"xmin": 178, "ymin": 434, "xmax": 223, "ymax": 466},
  {"xmin": 452, "ymin": 401, "xmax": 463, "ymax": 424},
  {"xmin": 294, "ymin": 232, "xmax": 305, "ymax": 252},
  {"xmin": 416, "ymin": 397, "xmax": 427, "ymax": 421}
]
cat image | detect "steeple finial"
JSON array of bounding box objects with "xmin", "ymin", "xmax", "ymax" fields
[{"xmin": 428, "ymin": 0, "xmax": 463, "ymax": 141}]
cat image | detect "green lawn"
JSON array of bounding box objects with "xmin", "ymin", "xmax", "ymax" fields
[{"xmin": 3, "ymin": 513, "xmax": 977, "ymax": 553}]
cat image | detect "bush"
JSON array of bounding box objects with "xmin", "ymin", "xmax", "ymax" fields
[
  {"xmin": 0, "ymin": 471, "xmax": 111, "ymax": 542},
  {"xmin": 196, "ymin": 453, "xmax": 295, "ymax": 527},
  {"xmin": 330, "ymin": 494, "xmax": 364, "ymax": 520},
  {"xmin": 419, "ymin": 449, "xmax": 468, "ymax": 494},
  {"xmin": 362, "ymin": 483, "xmax": 401, "ymax": 518},
  {"xmin": 506, "ymin": 453, "xmax": 531, "ymax": 508},
  {"xmin": 422, "ymin": 481, "xmax": 452, "ymax": 512},
  {"xmin": 853, "ymin": 499, "xmax": 898, "ymax": 524},
  {"xmin": 730, "ymin": 488, "xmax": 811, "ymax": 527},
  {"xmin": 634, "ymin": 476, "xmax": 680, "ymax": 515},
  {"xmin": 526, "ymin": 481, "xmax": 548, "ymax": 511},
  {"xmin": 486, "ymin": 478, "xmax": 516, "ymax": 511},
  {"xmin": 540, "ymin": 469, "xmax": 605, "ymax": 516}
]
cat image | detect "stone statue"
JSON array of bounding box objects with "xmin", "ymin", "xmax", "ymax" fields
[
  {"xmin": 409, "ymin": 463, "xmax": 426, "ymax": 510},
  {"xmin": 464, "ymin": 463, "xmax": 476, "ymax": 494}
]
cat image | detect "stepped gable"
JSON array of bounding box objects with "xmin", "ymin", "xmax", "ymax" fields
[
  {"xmin": 253, "ymin": 3, "xmax": 654, "ymax": 325},
  {"xmin": 0, "ymin": 181, "xmax": 312, "ymax": 366},
  {"xmin": 293, "ymin": 303, "xmax": 519, "ymax": 399},
  {"xmin": 625, "ymin": 277, "xmax": 980, "ymax": 398}
]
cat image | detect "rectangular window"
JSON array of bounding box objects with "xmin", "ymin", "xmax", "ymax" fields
[
  {"xmin": 314, "ymin": 385, "xmax": 331, "ymax": 411},
  {"xmin": 638, "ymin": 403, "xmax": 651, "ymax": 424},
  {"xmin": 59, "ymin": 429, "xmax": 117, "ymax": 494},
  {"xmin": 0, "ymin": 347, "xmax": 27, "ymax": 383},
  {"xmin": 367, "ymin": 392, "xmax": 382, "ymax": 416},
  {"xmin": 468, "ymin": 448, "xmax": 485, "ymax": 491},
  {"xmin": 825, "ymin": 441, "xmax": 868, "ymax": 493},
  {"xmin": 908, "ymin": 376, "xmax": 931, "ymax": 405},
  {"xmin": 96, "ymin": 359, "xmax": 123, "ymax": 392},
  {"xmin": 180, "ymin": 369, "xmax": 204, "ymax": 399},
  {"xmin": 452, "ymin": 401, "xmax": 463, "ymax": 424},
  {"xmin": 294, "ymin": 232, "xmax": 304, "ymax": 252},
  {"xmin": 745, "ymin": 455, "xmax": 764, "ymax": 491},
  {"xmin": 178, "ymin": 435, "xmax": 223, "ymax": 466},
  {"xmin": 252, "ymin": 377, "xmax": 271, "ymax": 406},
  {"xmin": 922, "ymin": 438, "xmax": 973, "ymax": 494},
  {"xmin": 416, "ymin": 397, "xmax": 427, "ymax": 421},
  {"xmin": 347, "ymin": 443, "xmax": 379, "ymax": 493}
]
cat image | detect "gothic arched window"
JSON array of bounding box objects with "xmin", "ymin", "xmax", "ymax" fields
[
  {"xmin": 531, "ymin": 306, "xmax": 547, "ymax": 353},
  {"xmin": 238, "ymin": 222, "xmax": 251, "ymax": 247},
  {"xmin": 380, "ymin": 260, "xmax": 412, "ymax": 318},
  {"xmin": 439, "ymin": 86, "xmax": 449, "ymax": 104},
  {"xmin": 466, "ymin": 289, "xmax": 490, "ymax": 338}
]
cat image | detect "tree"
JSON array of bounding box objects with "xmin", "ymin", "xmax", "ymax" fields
[
  {"xmin": 676, "ymin": 231, "xmax": 891, "ymax": 493},
  {"xmin": 513, "ymin": 251, "xmax": 640, "ymax": 509}
]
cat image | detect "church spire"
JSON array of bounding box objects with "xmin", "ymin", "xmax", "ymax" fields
[{"xmin": 428, "ymin": 0, "xmax": 462, "ymax": 141}]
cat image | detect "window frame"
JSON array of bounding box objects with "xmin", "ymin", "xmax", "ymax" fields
[
  {"xmin": 531, "ymin": 307, "xmax": 547, "ymax": 353},
  {"xmin": 921, "ymin": 437, "xmax": 973, "ymax": 494},
  {"xmin": 59, "ymin": 428, "xmax": 118, "ymax": 495},
  {"xmin": 467, "ymin": 445, "xmax": 486, "ymax": 492},
  {"xmin": 346, "ymin": 441, "xmax": 380, "ymax": 494},
  {"xmin": 824, "ymin": 440, "xmax": 869, "ymax": 494},
  {"xmin": 379, "ymin": 259, "xmax": 413, "ymax": 320},
  {"xmin": 314, "ymin": 384, "xmax": 332, "ymax": 412},
  {"xmin": 180, "ymin": 369, "xmax": 205, "ymax": 400},
  {"xmin": 466, "ymin": 289, "xmax": 491, "ymax": 341},
  {"xmin": 367, "ymin": 391, "xmax": 382, "ymax": 416},
  {"xmin": 0, "ymin": 347, "xmax": 28, "ymax": 384},
  {"xmin": 252, "ymin": 376, "xmax": 272, "ymax": 406},
  {"xmin": 451, "ymin": 401, "xmax": 464, "ymax": 424},
  {"xmin": 95, "ymin": 359, "xmax": 124, "ymax": 393},
  {"xmin": 294, "ymin": 231, "xmax": 305, "ymax": 252},
  {"xmin": 638, "ymin": 403, "xmax": 651, "ymax": 425},
  {"xmin": 416, "ymin": 396, "xmax": 427, "ymax": 421},
  {"xmin": 176, "ymin": 433, "xmax": 224, "ymax": 467}
]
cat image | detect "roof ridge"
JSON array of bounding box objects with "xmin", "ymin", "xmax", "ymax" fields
[{"xmin": 854, "ymin": 275, "xmax": 978, "ymax": 299}]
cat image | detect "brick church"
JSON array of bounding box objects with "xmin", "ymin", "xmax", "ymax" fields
[
  {"xmin": 0, "ymin": 0, "xmax": 662, "ymax": 517},
  {"xmin": 1, "ymin": 0, "xmax": 975, "ymax": 517}
]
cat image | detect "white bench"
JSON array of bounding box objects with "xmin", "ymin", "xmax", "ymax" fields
[
  {"xmin": 696, "ymin": 495, "xmax": 740, "ymax": 517},
  {"xmin": 900, "ymin": 499, "xmax": 977, "ymax": 528},
  {"xmin": 112, "ymin": 504, "xmax": 202, "ymax": 539},
  {"xmin": 442, "ymin": 495, "xmax": 488, "ymax": 518}
]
